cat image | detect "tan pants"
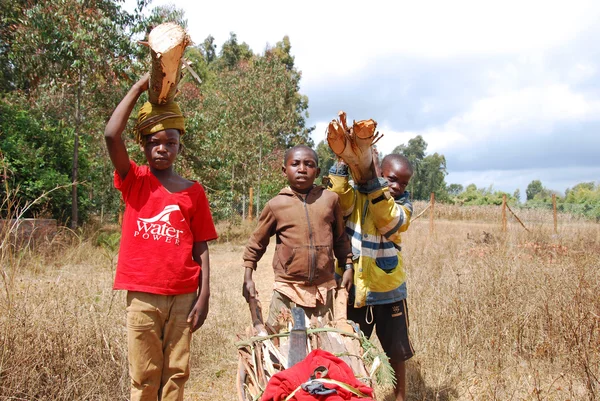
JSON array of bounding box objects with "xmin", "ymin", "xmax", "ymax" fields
[{"xmin": 126, "ymin": 291, "xmax": 196, "ymax": 401}]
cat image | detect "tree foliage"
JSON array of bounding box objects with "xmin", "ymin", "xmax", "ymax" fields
[
  {"xmin": 178, "ymin": 38, "xmax": 312, "ymax": 220},
  {"xmin": 0, "ymin": 101, "xmax": 87, "ymax": 221},
  {"xmin": 1, "ymin": 2, "xmax": 313, "ymax": 224},
  {"xmin": 526, "ymin": 180, "xmax": 544, "ymax": 201},
  {"xmin": 218, "ymin": 33, "xmax": 253, "ymax": 70},
  {"xmin": 1, "ymin": 0, "xmax": 147, "ymax": 224},
  {"xmin": 447, "ymin": 183, "xmax": 464, "ymax": 196},
  {"xmin": 316, "ymin": 140, "xmax": 336, "ymax": 179},
  {"xmin": 525, "ymin": 180, "xmax": 600, "ymax": 221},
  {"xmin": 451, "ymin": 183, "xmax": 517, "ymax": 206},
  {"xmin": 0, "ymin": 0, "xmax": 30, "ymax": 91}
]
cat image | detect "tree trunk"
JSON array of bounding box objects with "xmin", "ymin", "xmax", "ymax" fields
[
  {"xmin": 257, "ymin": 135, "xmax": 262, "ymax": 219},
  {"xmin": 70, "ymin": 69, "xmax": 82, "ymax": 229},
  {"xmin": 147, "ymin": 22, "xmax": 190, "ymax": 105},
  {"xmin": 231, "ymin": 163, "xmax": 235, "ymax": 221}
]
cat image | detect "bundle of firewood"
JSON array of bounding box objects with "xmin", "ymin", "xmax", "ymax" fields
[{"xmin": 235, "ymin": 289, "xmax": 394, "ymax": 401}]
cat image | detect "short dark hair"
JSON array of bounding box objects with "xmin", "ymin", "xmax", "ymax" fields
[
  {"xmin": 283, "ymin": 145, "xmax": 319, "ymax": 166},
  {"xmin": 381, "ymin": 154, "xmax": 413, "ymax": 174}
]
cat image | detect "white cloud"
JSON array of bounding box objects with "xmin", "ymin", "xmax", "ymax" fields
[
  {"xmin": 567, "ymin": 63, "xmax": 597, "ymax": 84},
  {"xmin": 132, "ymin": 0, "xmax": 600, "ymax": 85},
  {"xmin": 443, "ymin": 84, "xmax": 600, "ymax": 138}
]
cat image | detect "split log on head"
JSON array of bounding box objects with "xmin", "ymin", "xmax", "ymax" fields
[
  {"xmin": 147, "ymin": 22, "xmax": 190, "ymax": 105},
  {"xmin": 327, "ymin": 111, "xmax": 383, "ymax": 184}
]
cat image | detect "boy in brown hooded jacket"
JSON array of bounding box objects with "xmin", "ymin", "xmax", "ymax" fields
[{"xmin": 242, "ymin": 145, "xmax": 353, "ymax": 331}]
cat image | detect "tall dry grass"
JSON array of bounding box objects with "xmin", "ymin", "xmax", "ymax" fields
[
  {"xmin": 405, "ymin": 219, "xmax": 600, "ymax": 400},
  {"xmin": 0, "ymin": 228, "xmax": 129, "ymax": 399},
  {"xmin": 1, "ymin": 205, "xmax": 598, "ymax": 400}
]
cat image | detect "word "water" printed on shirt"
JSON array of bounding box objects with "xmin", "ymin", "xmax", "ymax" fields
[{"xmin": 134, "ymin": 205, "xmax": 185, "ymax": 245}]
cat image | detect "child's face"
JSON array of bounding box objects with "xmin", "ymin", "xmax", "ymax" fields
[
  {"xmin": 381, "ymin": 162, "xmax": 412, "ymax": 198},
  {"xmin": 142, "ymin": 129, "xmax": 181, "ymax": 171},
  {"xmin": 282, "ymin": 148, "xmax": 320, "ymax": 194}
]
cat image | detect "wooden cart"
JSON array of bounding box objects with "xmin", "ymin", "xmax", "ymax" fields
[{"xmin": 235, "ymin": 288, "xmax": 392, "ymax": 400}]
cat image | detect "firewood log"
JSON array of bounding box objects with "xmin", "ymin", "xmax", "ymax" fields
[
  {"xmin": 147, "ymin": 22, "xmax": 190, "ymax": 104},
  {"xmin": 327, "ymin": 111, "xmax": 384, "ymax": 184}
]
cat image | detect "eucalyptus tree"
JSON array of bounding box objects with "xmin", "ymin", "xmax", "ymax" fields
[
  {"xmin": 8, "ymin": 0, "xmax": 149, "ymax": 226},
  {"xmin": 181, "ymin": 36, "xmax": 313, "ymax": 220}
]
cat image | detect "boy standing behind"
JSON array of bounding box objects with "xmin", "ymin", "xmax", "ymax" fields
[
  {"xmin": 242, "ymin": 145, "xmax": 353, "ymax": 332},
  {"xmin": 105, "ymin": 74, "xmax": 217, "ymax": 400},
  {"xmin": 328, "ymin": 154, "xmax": 414, "ymax": 401}
]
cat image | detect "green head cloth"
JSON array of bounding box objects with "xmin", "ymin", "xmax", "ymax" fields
[{"xmin": 135, "ymin": 101, "xmax": 185, "ymax": 144}]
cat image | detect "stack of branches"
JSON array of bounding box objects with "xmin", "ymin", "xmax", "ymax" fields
[{"xmin": 235, "ymin": 291, "xmax": 395, "ymax": 401}]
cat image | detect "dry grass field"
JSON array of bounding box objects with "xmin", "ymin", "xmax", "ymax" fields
[{"xmin": 1, "ymin": 205, "xmax": 599, "ymax": 400}]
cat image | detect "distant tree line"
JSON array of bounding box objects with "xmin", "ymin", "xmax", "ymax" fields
[
  {"xmin": 320, "ymin": 132, "xmax": 600, "ymax": 222},
  {"xmin": 524, "ymin": 180, "xmax": 600, "ymax": 221},
  {"xmin": 443, "ymin": 178, "xmax": 600, "ymax": 221}
]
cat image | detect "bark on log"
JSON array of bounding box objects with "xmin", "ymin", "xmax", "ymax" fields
[{"xmin": 147, "ymin": 22, "xmax": 190, "ymax": 105}]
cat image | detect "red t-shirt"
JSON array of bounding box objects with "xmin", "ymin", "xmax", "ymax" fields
[{"xmin": 113, "ymin": 161, "xmax": 218, "ymax": 295}]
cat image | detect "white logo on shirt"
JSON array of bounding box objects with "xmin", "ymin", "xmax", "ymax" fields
[{"xmin": 134, "ymin": 205, "xmax": 185, "ymax": 245}]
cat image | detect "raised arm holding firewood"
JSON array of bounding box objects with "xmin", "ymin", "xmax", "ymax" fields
[{"xmin": 326, "ymin": 111, "xmax": 415, "ymax": 401}]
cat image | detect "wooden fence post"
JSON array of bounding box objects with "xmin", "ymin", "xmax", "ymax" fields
[
  {"xmin": 502, "ymin": 194, "xmax": 507, "ymax": 232},
  {"xmin": 248, "ymin": 187, "xmax": 254, "ymax": 222},
  {"xmin": 552, "ymin": 194, "xmax": 557, "ymax": 234},
  {"xmin": 429, "ymin": 192, "xmax": 435, "ymax": 234},
  {"xmin": 242, "ymin": 194, "xmax": 246, "ymax": 221}
]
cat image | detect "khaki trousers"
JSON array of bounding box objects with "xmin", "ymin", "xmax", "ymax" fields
[{"xmin": 126, "ymin": 291, "xmax": 196, "ymax": 401}]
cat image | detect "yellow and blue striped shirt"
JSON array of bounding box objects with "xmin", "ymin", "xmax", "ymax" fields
[{"xmin": 329, "ymin": 163, "xmax": 412, "ymax": 308}]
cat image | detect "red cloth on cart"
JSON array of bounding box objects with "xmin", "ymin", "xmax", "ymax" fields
[{"xmin": 261, "ymin": 349, "xmax": 375, "ymax": 401}]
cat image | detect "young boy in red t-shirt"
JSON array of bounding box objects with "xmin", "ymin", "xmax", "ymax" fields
[{"xmin": 105, "ymin": 74, "xmax": 217, "ymax": 400}]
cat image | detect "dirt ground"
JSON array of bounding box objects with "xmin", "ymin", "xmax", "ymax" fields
[{"xmin": 184, "ymin": 243, "xmax": 278, "ymax": 400}]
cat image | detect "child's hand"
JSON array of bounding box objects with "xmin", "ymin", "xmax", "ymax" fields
[
  {"xmin": 242, "ymin": 267, "xmax": 257, "ymax": 302},
  {"xmin": 187, "ymin": 294, "xmax": 209, "ymax": 333},
  {"xmin": 341, "ymin": 267, "xmax": 354, "ymax": 292},
  {"xmin": 135, "ymin": 73, "xmax": 150, "ymax": 92},
  {"xmin": 242, "ymin": 277, "xmax": 257, "ymax": 302}
]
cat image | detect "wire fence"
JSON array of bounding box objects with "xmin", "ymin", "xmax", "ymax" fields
[
  {"xmin": 410, "ymin": 193, "xmax": 592, "ymax": 234},
  {"xmin": 109, "ymin": 188, "xmax": 596, "ymax": 239}
]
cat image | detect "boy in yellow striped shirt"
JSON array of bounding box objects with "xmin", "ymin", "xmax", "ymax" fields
[{"xmin": 328, "ymin": 154, "xmax": 413, "ymax": 401}]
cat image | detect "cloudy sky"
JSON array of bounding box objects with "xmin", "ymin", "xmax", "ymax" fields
[{"xmin": 133, "ymin": 0, "xmax": 600, "ymax": 198}]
